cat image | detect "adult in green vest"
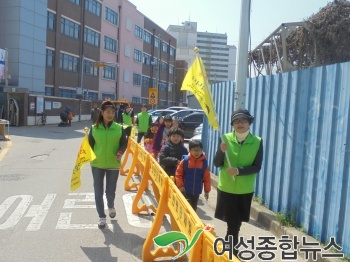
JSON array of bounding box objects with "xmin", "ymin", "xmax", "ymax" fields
[
  {"xmin": 122, "ymin": 106, "xmax": 134, "ymax": 138},
  {"xmin": 88, "ymin": 101, "xmax": 127, "ymax": 229},
  {"xmin": 136, "ymin": 104, "xmax": 152, "ymax": 143},
  {"xmin": 213, "ymin": 108, "xmax": 263, "ymax": 257}
]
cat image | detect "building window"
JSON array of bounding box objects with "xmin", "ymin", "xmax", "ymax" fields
[
  {"xmin": 60, "ymin": 18, "xmax": 80, "ymax": 39},
  {"xmin": 170, "ymin": 47, "xmax": 175, "ymax": 56},
  {"xmin": 169, "ymin": 65, "xmax": 174, "ymax": 74},
  {"xmin": 154, "ymin": 37, "xmax": 159, "ymax": 48},
  {"xmin": 141, "ymin": 76, "xmax": 150, "ymax": 88},
  {"xmin": 46, "ymin": 49, "xmax": 55, "ymax": 67},
  {"xmin": 133, "ymin": 73, "xmax": 141, "ymax": 86},
  {"xmin": 102, "ymin": 93, "xmax": 116, "ymax": 101},
  {"xmin": 161, "ymin": 62, "xmax": 167, "ymax": 72},
  {"xmin": 85, "ymin": 0, "xmax": 101, "ymax": 17},
  {"xmin": 134, "ymin": 25, "xmax": 143, "ymax": 39},
  {"xmin": 85, "ymin": 91, "xmax": 98, "ymax": 100},
  {"xmin": 102, "ymin": 65, "xmax": 116, "ymax": 80},
  {"xmin": 84, "ymin": 28, "xmax": 100, "ymax": 47},
  {"xmin": 104, "ymin": 36, "xmax": 117, "ymax": 53},
  {"xmin": 45, "ymin": 86, "xmax": 54, "ymax": 96},
  {"xmin": 59, "ymin": 88, "xmax": 76, "ymax": 98},
  {"xmin": 84, "ymin": 60, "xmax": 98, "ymax": 77},
  {"xmin": 60, "ymin": 53, "xmax": 79, "ymax": 72},
  {"xmin": 47, "ymin": 11, "xmax": 56, "ymax": 31},
  {"xmin": 143, "ymin": 53, "xmax": 151, "ymax": 65},
  {"xmin": 69, "ymin": 0, "xmax": 81, "ymax": 5},
  {"xmin": 141, "ymin": 98, "xmax": 148, "ymax": 104},
  {"xmin": 134, "ymin": 49, "xmax": 142, "ymax": 62},
  {"xmin": 132, "ymin": 97, "xmax": 141, "ymax": 104},
  {"xmin": 162, "ymin": 43, "xmax": 168, "ymax": 53},
  {"xmin": 105, "ymin": 7, "xmax": 118, "ymax": 26},
  {"xmin": 159, "ymin": 82, "xmax": 166, "ymax": 91},
  {"xmin": 144, "ymin": 31, "xmax": 151, "ymax": 44}
]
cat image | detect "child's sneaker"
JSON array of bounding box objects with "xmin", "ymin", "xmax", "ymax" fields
[
  {"xmin": 98, "ymin": 217, "xmax": 106, "ymax": 229},
  {"xmin": 109, "ymin": 208, "xmax": 116, "ymax": 218}
]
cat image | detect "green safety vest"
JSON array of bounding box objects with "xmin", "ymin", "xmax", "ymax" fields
[
  {"xmin": 137, "ymin": 112, "xmax": 150, "ymax": 132},
  {"xmin": 91, "ymin": 122, "xmax": 123, "ymax": 168},
  {"xmin": 122, "ymin": 113, "xmax": 132, "ymax": 127},
  {"xmin": 218, "ymin": 132, "xmax": 261, "ymax": 194}
]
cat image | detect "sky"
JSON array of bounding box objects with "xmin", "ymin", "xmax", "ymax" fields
[{"xmin": 128, "ymin": 0, "xmax": 333, "ymax": 48}]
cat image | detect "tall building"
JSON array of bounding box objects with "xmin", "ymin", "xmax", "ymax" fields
[
  {"xmin": 0, "ymin": 0, "xmax": 177, "ymax": 106},
  {"xmin": 0, "ymin": 0, "xmax": 47, "ymax": 93},
  {"xmin": 167, "ymin": 21, "xmax": 237, "ymax": 84}
]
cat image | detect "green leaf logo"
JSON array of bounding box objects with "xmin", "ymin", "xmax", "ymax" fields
[{"xmin": 153, "ymin": 225, "xmax": 214, "ymax": 260}]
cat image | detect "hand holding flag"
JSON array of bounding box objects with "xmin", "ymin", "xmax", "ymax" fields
[{"xmin": 70, "ymin": 128, "xmax": 96, "ymax": 191}]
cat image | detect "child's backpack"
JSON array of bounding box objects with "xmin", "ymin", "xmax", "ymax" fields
[{"xmin": 182, "ymin": 155, "xmax": 207, "ymax": 175}]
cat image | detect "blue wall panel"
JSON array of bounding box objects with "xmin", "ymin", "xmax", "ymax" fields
[{"xmin": 204, "ymin": 62, "xmax": 350, "ymax": 254}]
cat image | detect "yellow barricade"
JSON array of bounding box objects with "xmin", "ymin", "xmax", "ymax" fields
[
  {"xmin": 122, "ymin": 137, "xmax": 238, "ymax": 261},
  {"xmin": 120, "ymin": 137, "xmax": 140, "ymax": 176}
]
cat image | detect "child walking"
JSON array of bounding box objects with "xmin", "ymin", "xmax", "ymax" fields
[
  {"xmin": 159, "ymin": 127, "xmax": 188, "ymax": 176},
  {"xmin": 175, "ymin": 140, "xmax": 211, "ymax": 211},
  {"xmin": 153, "ymin": 115, "xmax": 173, "ymax": 159},
  {"xmin": 144, "ymin": 122, "xmax": 158, "ymax": 155}
]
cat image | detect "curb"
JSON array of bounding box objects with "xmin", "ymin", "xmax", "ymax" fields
[{"xmin": 209, "ymin": 173, "xmax": 345, "ymax": 262}]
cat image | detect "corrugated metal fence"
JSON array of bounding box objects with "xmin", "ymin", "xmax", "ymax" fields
[{"xmin": 203, "ymin": 61, "xmax": 350, "ymax": 254}]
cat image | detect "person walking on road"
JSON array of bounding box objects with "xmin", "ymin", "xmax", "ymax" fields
[
  {"xmin": 136, "ymin": 104, "xmax": 151, "ymax": 144},
  {"xmin": 213, "ymin": 108, "xmax": 263, "ymax": 257},
  {"xmin": 90, "ymin": 103, "xmax": 100, "ymax": 124},
  {"xmin": 175, "ymin": 140, "xmax": 211, "ymax": 211},
  {"xmin": 122, "ymin": 106, "xmax": 134, "ymax": 138},
  {"xmin": 88, "ymin": 101, "xmax": 127, "ymax": 229}
]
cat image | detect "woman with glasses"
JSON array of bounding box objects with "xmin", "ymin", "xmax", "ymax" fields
[{"xmin": 213, "ymin": 108, "xmax": 263, "ymax": 257}]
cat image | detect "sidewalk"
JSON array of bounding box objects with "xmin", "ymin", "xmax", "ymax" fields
[{"xmin": 208, "ymin": 173, "xmax": 345, "ymax": 262}]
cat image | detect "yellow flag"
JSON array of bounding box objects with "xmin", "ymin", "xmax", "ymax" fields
[
  {"xmin": 70, "ymin": 135, "xmax": 96, "ymax": 191},
  {"xmin": 181, "ymin": 56, "xmax": 219, "ymax": 130}
]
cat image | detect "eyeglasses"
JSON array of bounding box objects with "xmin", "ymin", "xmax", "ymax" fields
[{"xmin": 233, "ymin": 119, "xmax": 248, "ymax": 125}]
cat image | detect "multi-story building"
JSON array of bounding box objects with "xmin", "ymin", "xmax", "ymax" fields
[
  {"xmin": 0, "ymin": 0, "xmax": 177, "ymax": 107},
  {"xmin": 167, "ymin": 21, "xmax": 237, "ymax": 84}
]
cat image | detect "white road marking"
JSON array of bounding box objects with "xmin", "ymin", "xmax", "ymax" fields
[
  {"xmin": 0, "ymin": 195, "xmax": 33, "ymax": 229},
  {"xmin": 122, "ymin": 193, "xmax": 153, "ymax": 228},
  {"xmin": 25, "ymin": 193, "xmax": 56, "ymax": 231}
]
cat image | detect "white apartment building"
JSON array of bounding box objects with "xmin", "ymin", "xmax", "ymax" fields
[{"xmin": 167, "ymin": 21, "xmax": 236, "ymax": 84}]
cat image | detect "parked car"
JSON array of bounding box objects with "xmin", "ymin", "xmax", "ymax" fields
[
  {"xmin": 150, "ymin": 109, "xmax": 177, "ymax": 122},
  {"xmin": 177, "ymin": 112, "xmax": 205, "ymax": 139},
  {"xmin": 190, "ymin": 133, "xmax": 202, "ymax": 142},
  {"xmin": 166, "ymin": 106, "xmax": 191, "ymax": 111},
  {"xmin": 193, "ymin": 123, "xmax": 203, "ymax": 136},
  {"xmin": 170, "ymin": 109, "xmax": 203, "ymax": 120}
]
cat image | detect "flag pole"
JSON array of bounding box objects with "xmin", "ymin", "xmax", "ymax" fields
[{"xmin": 194, "ymin": 48, "xmax": 235, "ymax": 178}]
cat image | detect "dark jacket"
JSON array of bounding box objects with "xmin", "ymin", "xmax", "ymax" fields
[{"xmin": 159, "ymin": 141, "xmax": 188, "ymax": 176}]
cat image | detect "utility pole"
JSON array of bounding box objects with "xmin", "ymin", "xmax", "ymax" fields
[
  {"xmin": 235, "ymin": 0, "xmax": 251, "ymax": 110},
  {"xmin": 156, "ymin": 34, "xmax": 161, "ymax": 109}
]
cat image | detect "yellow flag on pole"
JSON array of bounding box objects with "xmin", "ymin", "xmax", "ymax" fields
[
  {"xmin": 70, "ymin": 134, "xmax": 96, "ymax": 191},
  {"xmin": 181, "ymin": 56, "xmax": 219, "ymax": 130}
]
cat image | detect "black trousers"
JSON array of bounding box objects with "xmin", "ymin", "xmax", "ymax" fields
[
  {"xmin": 124, "ymin": 126, "xmax": 132, "ymax": 137},
  {"xmin": 185, "ymin": 194, "xmax": 200, "ymax": 211},
  {"xmin": 137, "ymin": 132, "xmax": 146, "ymax": 143}
]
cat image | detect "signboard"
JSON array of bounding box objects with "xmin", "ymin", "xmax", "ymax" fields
[
  {"xmin": 148, "ymin": 88, "xmax": 157, "ymax": 105},
  {"xmin": 0, "ymin": 48, "xmax": 5, "ymax": 80},
  {"xmin": 36, "ymin": 96, "xmax": 44, "ymax": 114},
  {"xmin": 53, "ymin": 102, "xmax": 62, "ymax": 109}
]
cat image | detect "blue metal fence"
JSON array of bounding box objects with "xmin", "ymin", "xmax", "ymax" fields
[{"xmin": 203, "ymin": 62, "xmax": 350, "ymax": 254}]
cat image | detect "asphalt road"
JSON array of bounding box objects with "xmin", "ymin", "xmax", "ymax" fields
[{"xmin": 0, "ymin": 121, "xmax": 308, "ymax": 262}]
